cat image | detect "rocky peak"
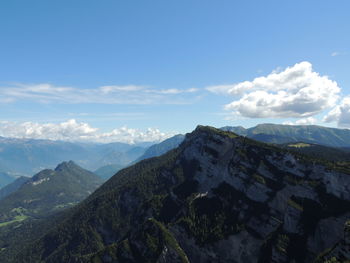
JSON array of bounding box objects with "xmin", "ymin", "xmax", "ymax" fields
[
  {"xmin": 29, "ymin": 168, "xmax": 54, "ymax": 183},
  {"xmin": 54, "ymin": 160, "xmax": 78, "ymax": 172},
  {"xmin": 173, "ymin": 125, "xmax": 350, "ymax": 261}
]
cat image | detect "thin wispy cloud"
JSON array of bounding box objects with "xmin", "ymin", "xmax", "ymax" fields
[
  {"xmin": 207, "ymin": 61, "xmax": 340, "ymax": 119},
  {"xmin": 0, "ymin": 83, "xmax": 200, "ymax": 105},
  {"xmin": 67, "ymin": 112, "xmax": 148, "ymax": 121},
  {"xmin": 331, "ymin": 51, "xmax": 347, "ymax": 57},
  {"xmin": 331, "ymin": 51, "xmax": 340, "ymax": 57},
  {"xmin": 0, "ymin": 119, "xmax": 174, "ymax": 143}
]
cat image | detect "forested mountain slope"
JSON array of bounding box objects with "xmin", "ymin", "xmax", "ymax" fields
[
  {"xmin": 0, "ymin": 161, "xmax": 102, "ymax": 261},
  {"xmin": 9, "ymin": 126, "xmax": 350, "ymax": 263}
]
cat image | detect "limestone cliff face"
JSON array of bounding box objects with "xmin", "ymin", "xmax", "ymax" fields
[
  {"xmin": 17, "ymin": 126, "xmax": 350, "ymax": 263},
  {"xmin": 164, "ymin": 126, "xmax": 350, "ymax": 263}
]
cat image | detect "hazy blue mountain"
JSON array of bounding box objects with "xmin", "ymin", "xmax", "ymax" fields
[
  {"xmin": 94, "ymin": 164, "xmax": 124, "ymax": 180},
  {"xmin": 96, "ymin": 146, "xmax": 146, "ymax": 168},
  {"xmin": 0, "ymin": 137, "xmax": 149, "ymax": 176},
  {"xmin": 0, "ymin": 172, "xmax": 15, "ymax": 189},
  {"xmin": 222, "ymin": 123, "xmax": 350, "ymax": 147},
  {"xmin": 93, "ymin": 147, "xmax": 148, "ymax": 180},
  {"xmin": 134, "ymin": 141, "xmax": 156, "ymax": 148},
  {"xmin": 0, "ymin": 176, "xmax": 29, "ymax": 200},
  {"xmin": 136, "ymin": 134, "xmax": 185, "ymax": 161},
  {"xmin": 93, "ymin": 136, "xmax": 184, "ymax": 180},
  {"xmin": 10, "ymin": 126, "xmax": 349, "ymax": 263}
]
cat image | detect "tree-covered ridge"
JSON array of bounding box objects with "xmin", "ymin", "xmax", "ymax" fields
[
  {"xmin": 0, "ymin": 161, "xmax": 103, "ymax": 262},
  {"xmin": 8, "ymin": 126, "xmax": 350, "ymax": 263},
  {"xmin": 0, "ymin": 161, "xmax": 102, "ymax": 221},
  {"xmin": 222, "ymin": 123, "xmax": 350, "ymax": 147}
]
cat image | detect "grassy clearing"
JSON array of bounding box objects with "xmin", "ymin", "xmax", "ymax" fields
[
  {"xmin": 0, "ymin": 215, "xmax": 28, "ymax": 228},
  {"xmin": 287, "ymin": 143, "xmax": 311, "ymax": 148},
  {"xmin": 54, "ymin": 202, "xmax": 76, "ymax": 210}
]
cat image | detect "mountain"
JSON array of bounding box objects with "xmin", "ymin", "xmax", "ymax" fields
[
  {"xmin": 0, "ymin": 161, "xmax": 102, "ymax": 262},
  {"xmin": 0, "ymin": 172, "xmax": 16, "ymax": 189},
  {"xmin": 97, "ymin": 146, "xmax": 147, "ymax": 168},
  {"xmin": 0, "ymin": 176, "xmax": 29, "ymax": 200},
  {"xmin": 0, "ymin": 138, "xmax": 148, "ymax": 176},
  {"xmin": 221, "ymin": 123, "xmax": 350, "ymax": 147},
  {"xmin": 10, "ymin": 126, "xmax": 350, "ymax": 263},
  {"xmin": 136, "ymin": 134, "xmax": 185, "ymax": 161},
  {"xmin": 282, "ymin": 142, "xmax": 350, "ymax": 162},
  {"xmin": 0, "ymin": 161, "xmax": 102, "ymax": 225},
  {"xmin": 94, "ymin": 164, "xmax": 125, "ymax": 180},
  {"xmin": 94, "ymin": 135, "xmax": 185, "ymax": 180}
]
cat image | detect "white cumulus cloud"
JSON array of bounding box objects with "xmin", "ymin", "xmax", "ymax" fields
[
  {"xmin": 323, "ymin": 97, "xmax": 350, "ymax": 127},
  {"xmin": 283, "ymin": 117, "xmax": 317, "ymax": 126},
  {"xmin": 208, "ymin": 61, "xmax": 340, "ymax": 119},
  {"xmin": 0, "ymin": 119, "xmax": 174, "ymax": 144}
]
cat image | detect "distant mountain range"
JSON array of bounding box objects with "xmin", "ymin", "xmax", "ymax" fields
[
  {"xmin": 2, "ymin": 123, "xmax": 350, "ymax": 189},
  {"xmin": 94, "ymin": 164, "xmax": 125, "ymax": 180},
  {"xmin": 135, "ymin": 134, "xmax": 185, "ymax": 162},
  {"xmin": 221, "ymin": 123, "xmax": 350, "ymax": 147},
  {"xmin": 3, "ymin": 123, "xmax": 350, "ymax": 188},
  {"xmin": 94, "ymin": 134, "xmax": 186, "ymax": 179},
  {"xmin": 0, "ymin": 137, "xmax": 150, "ymax": 176},
  {"xmin": 0, "ymin": 137, "xmax": 153, "ymax": 189},
  {"xmin": 6, "ymin": 126, "xmax": 349, "ymax": 262}
]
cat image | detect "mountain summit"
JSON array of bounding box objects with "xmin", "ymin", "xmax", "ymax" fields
[
  {"xmin": 10, "ymin": 126, "xmax": 350, "ymax": 263},
  {"xmin": 0, "ymin": 161, "xmax": 102, "ymax": 224}
]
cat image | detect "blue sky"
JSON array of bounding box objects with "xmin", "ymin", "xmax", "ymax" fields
[{"xmin": 0, "ymin": 0, "xmax": 349, "ymax": 142}]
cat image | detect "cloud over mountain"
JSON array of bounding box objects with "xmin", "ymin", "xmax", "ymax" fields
[
  {"xmin": 0, "ymin": 119, "xmax": 173, "ymax": 143},
  {"xmin": 283, "ymin": 117, "xmax": 317, "ymax": 125},
  {"xmin": 324, "ymin": 97, "xmax": 350, "ymax": 127},
  {"xmin": 208, "ymin": 61, "xmax": 340, "ymax": 119}
]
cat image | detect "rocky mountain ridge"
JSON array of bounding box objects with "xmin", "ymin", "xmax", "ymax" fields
[{"xmin": 8, "ymin": 126, "xmax": 350, "ymax": 262}]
